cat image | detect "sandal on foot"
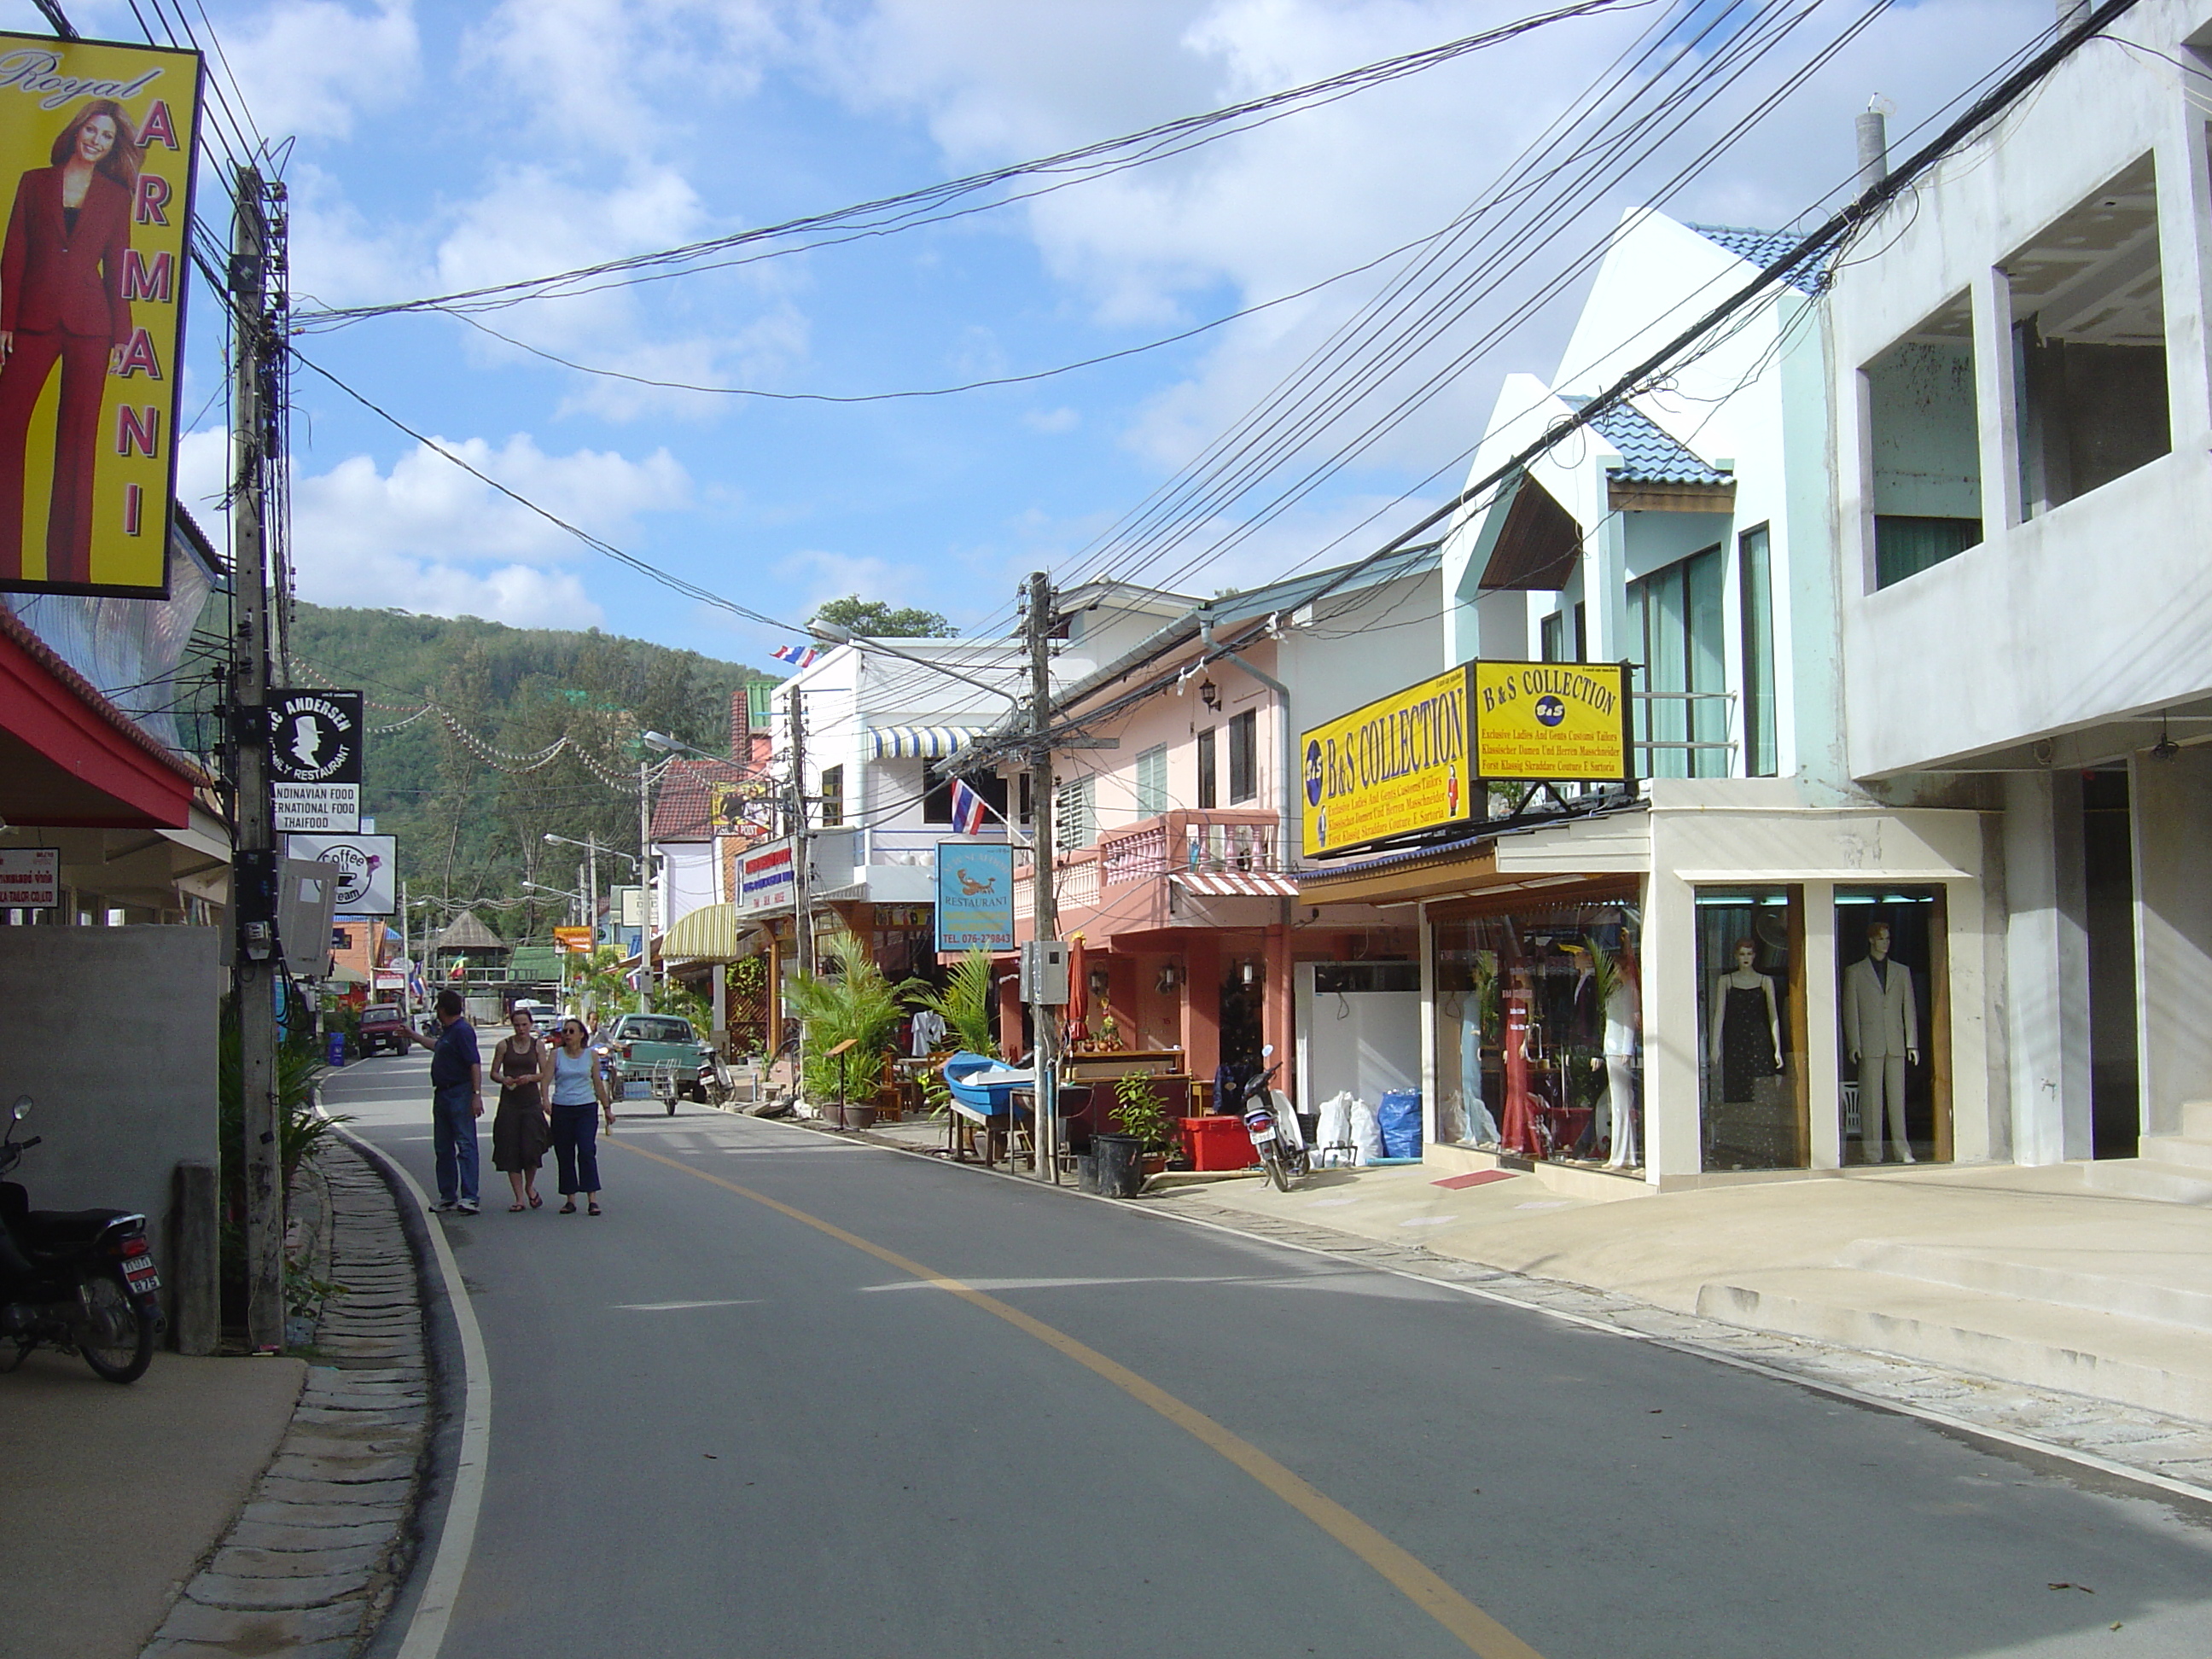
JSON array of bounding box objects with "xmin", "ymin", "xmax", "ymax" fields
[
  {"xmin": 509, "ymin": 1202, "xmax": 527, "ymax": 1212},
  {"xmin": 560, "ymin": 1201, "xmax": 577, "ymax": 1214},
  {"xmin": 528, "ymin": 1193, "xmax": 543, "ymax": 1209},
  {"xmin": 587, "ymin": 1202, "xmax": 602, "ymax": 1216}
]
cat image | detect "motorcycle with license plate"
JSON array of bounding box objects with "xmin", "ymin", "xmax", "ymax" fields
[
  {"xmin": 1231, "ymin": 1045, "xmax": 1308, "ymax": 1194},
  {"xmin": 0, "ymin": 1095, "xmax": 165, "ymax": 1382}
]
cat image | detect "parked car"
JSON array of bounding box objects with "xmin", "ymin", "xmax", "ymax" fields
[
  {"xmin": 358, "ymin": 1004, "xmax": 408, "ymax": 1057},
  {"xmin": 593, "ymin": 1013, "xmax": 716, "ymax": 1102},
  {"xmin": 509, "ymin": 998, "xmax": 558, "ymax": 1027}
]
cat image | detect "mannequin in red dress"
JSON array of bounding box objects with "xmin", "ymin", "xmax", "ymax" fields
[{"xmin": 0, "ymin": 100, "xmax": 137, "ymax": 586}]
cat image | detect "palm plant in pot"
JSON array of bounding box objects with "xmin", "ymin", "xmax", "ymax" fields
[
  {"xmin": 906, "ymin": 947, "xmax": 998, "ymax": 1119},
  {"xmin": 784, "ymin": 928, "xmax": 907, "ymax": 1127}
]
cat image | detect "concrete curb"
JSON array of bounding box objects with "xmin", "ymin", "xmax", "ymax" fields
[{"xmin": 138, "ymin": 1138, "xmax": 432, "ymax": 1659}]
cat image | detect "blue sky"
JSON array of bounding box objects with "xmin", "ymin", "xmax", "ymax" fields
[{"xmin": 63, "ymin": 0, "xmax": 2049, "ymax": 668}]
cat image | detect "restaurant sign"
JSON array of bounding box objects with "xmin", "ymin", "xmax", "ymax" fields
[{"xmin": 1302, "ymin": 661, "xmax": 1633, "ymax": 857}]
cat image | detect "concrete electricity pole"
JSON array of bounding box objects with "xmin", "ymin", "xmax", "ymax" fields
[
  {"xmin": 637, "ymin": 758, "xmax": 654, "ymax": 1013},
  {"xmin": 788, "ymin": 684, "xmax": 812, "ymax": 1101},
  {"xmin": 230, "ymin": 165, "xmax": 284, "ymax": 1353},
  {"xmin": 1025, "ymin": 570, "xmax": 1061, "ymax": 1183}
]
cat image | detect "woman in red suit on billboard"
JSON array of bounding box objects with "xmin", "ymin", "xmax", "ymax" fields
[{"xmin": 0, "ymin": 100, "xmax": 138, "ymax": 587}]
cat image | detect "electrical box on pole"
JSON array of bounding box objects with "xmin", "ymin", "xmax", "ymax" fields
[{"xmin": 1019, "ymin": 940, "xmax": 1069, "ymax": 1007}]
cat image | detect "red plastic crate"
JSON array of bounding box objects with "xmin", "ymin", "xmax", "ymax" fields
[{"xmin": 1179, "ymin": 1115, "xmax": 1257, "ymax": 1172}]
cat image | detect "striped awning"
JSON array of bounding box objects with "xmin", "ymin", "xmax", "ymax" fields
[
  {"xmin": 662, "ymin": 903, "xmax": 769, "ymax": 963},
  {"xmin": 868, "ymin": 725, "xmax": 992, "ymax": 760},
  {"xmin": 1173, "ymin": 870, "xmax": 1300, "ymax": 898}
]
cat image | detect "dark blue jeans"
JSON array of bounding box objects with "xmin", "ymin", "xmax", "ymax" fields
[
  {"xmin": 550, "ymin": 1103, "xmax": 602, "ymax": 1196},
  {"xmin": 433, "ymin": 1084, "xmax": 480, "ymax": 1205}
]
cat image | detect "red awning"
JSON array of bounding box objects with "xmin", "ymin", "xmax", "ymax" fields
[
  {"xmin": 1172, "ymin": 870, "xmax": 1300, "ymax": 898},
  {"xmin": 0, "ymin": 606, "xmax": 207, "ymax": 829}
]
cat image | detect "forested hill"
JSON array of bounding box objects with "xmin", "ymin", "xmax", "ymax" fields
[{"xmin": 288, "ymin": 603, "xmax": 771, "ymax": 936}]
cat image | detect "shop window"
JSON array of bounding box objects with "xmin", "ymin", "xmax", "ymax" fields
[
  {"xmin": 1429, "ymin": 897, "xmax": 1640, "ymax": 1166},
  {"xmin": 1196, "ymin": 727, "xmax": 1218, "ymax": 809},
  {"xmin": 1836, "ymin": 886, "xmax": 1951, "ymax": 1164},
  {"xmin": 1054, "ymin": 775, "xmax": 1094, "ymax": 851},
  {"xmin": 1866, "ymin": 291, "xmax": 1981, "ymax": 588},
  {"xmin": 1136, "ymin": 744, "xmax": 1167, "ymax": 817},
  {"xmin": 1695, "ymin": 887, "xmax": 1807, "ymax": 1171},
  {"xmin": 923, "ymin": 759, "xmax": 1008, "ymax": 826},
  {"xmin": 1228, "ymin": 709, "xmax": 1258, "ymax": 803},
  {"xmin": 1628, "ymin": 545, "xmax": 1726, "ymax": 778},
  {"xmin": 818, "ymin": 764, "xmax": 843, "ymax": 829},
  {"xmin": 1738, "ymin": 524, "xmax": 1777, "ymax": 777},
  {"xmin": 2011, "ymin": 154, "xmax": 2168, "ymax": 517}
]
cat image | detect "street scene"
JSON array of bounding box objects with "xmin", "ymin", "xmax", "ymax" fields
[{"xmin": 2, "ymin": 1, "xmax": 2211, "ymax": 1656}]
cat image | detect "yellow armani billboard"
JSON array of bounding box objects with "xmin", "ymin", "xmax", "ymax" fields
[
  {"xmin": 1301, "ymin": 667, "xmax": 1471, "ymax": 857},
  {"xmin": 1304, "ymin": 661, "xmax": 1635, "ymax": 855},
  {"xmin": 0, "ymin": 35, "xmax": 201, "ymax": 597},
  {"xmin": 1470, "ymin": 661, "xmax": 1631, "ymax": 782}
]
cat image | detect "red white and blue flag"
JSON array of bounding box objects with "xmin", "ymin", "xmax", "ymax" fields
[
  {"xmin": 948, "ymin": 777, "xmax": 991, "ymax": 835},
  {"xmin": 771, "ymin": 645, "xmax": 819, "ymax": 668}
]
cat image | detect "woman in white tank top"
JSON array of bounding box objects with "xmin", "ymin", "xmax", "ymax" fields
[{"xmin": 548, "ymin": 1018, "xmax": 614, "ymax": 1214}]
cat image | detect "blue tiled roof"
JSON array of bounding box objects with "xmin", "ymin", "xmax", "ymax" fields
[
  {"xmin": 1686, "ymin": 224, "xmax": 1831, "ymax": 297},
  {"xmin": 1557, "ymin": 396, "xmax": 1731, "ymax": 486}
]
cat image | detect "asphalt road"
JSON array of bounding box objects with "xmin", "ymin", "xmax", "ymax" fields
[{"xmin": 327, "ymin": 1052, "xmax": 2212, "ymax": 1659}]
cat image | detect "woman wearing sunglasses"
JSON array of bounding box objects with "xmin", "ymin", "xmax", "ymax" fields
[{"xmin": 549, "ymin": 1018, "xmax": 615, "ymax": 1215}]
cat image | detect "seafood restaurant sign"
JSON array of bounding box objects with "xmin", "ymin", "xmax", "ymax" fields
[
  {"xmin": 936, "ymin": 841, "xmax": 1014, "ymax": 952},
  {"xmin": 1302, "ymin": 661, "xmax": 1633, "ymax": 857}
]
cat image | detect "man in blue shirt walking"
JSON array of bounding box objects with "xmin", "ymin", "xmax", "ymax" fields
[{"xmin": 406, "ymin": 988, "xmax": 485, "ymax": 1214}]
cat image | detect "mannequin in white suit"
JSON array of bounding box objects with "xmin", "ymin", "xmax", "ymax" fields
[{"xmin": 1842, "ymin": 923, "xmax": 1918, "ymax": 1163}]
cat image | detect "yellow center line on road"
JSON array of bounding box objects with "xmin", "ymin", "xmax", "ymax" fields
[{"xmin": 612, "ymin": 1138, "xmax": 1544, "ymax": 1659}]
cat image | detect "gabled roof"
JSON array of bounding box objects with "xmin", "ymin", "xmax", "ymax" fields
[
  {"xmin": 650, "ymin": 753, "xmax": 767, "ymax": 842},
  {"xmin": 1559, "ymin": 397, "xmax": 1731, "ymax": 486},
  {"xmin": 1060, "ymin": 540, "xmax": 1443, "ymax": 712},
  {"xmin": 1685, "ymin": 224, "xmax": 1831, "ymax": 298},
  {"xmin": 432, "ymin": 910, "xmax": 506, "ymax": 952}
]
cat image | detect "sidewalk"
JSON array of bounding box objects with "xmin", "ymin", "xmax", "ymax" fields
[{"xmin": 1156, "ymin": 1154, "xmax": 2212, "ymax": 1423}]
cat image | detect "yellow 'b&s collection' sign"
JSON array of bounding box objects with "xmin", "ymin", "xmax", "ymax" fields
[
  {"xmin": 1470, "ymin": 661, "xmax": 1629, "ymax": 782},
  {"xmin": 1302, "ymin": 661, "xmax": 1633, "ymax": 857},
  {"xmin": 0, "ymin": 33, "xmax": 201, "ymax": 597}
]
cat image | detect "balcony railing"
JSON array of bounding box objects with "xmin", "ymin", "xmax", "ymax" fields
[{"xmin": 1100, "ymin": 809, "xmax": 1278, "ymax": 883}]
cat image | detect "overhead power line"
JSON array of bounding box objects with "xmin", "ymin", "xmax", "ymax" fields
[{"xmin": 291, "ymin": 0, "xmax": 1641, "ymax": 329}]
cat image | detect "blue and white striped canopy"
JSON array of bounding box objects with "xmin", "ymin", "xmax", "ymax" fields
[{"xmin": 867, "ymin": 725, "xmax": 992, "ymax": 760}]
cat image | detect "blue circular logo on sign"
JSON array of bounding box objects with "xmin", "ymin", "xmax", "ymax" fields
[
  {"xmin": 1305, "ymin": 739, "xmax": 1325, "ymax": 806},
  {"xmin": 1534, "ymin": 694, "xmax": 1567, "ymax": 727}
]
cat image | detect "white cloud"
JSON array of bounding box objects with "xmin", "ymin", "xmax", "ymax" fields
[
  {"xmin": 203, "ymin": 0, "xmax": 420, "ymax": 143},
  {"xmin": 1022, "ymin": 405, "xmax": 1080, "ymax": 434}
]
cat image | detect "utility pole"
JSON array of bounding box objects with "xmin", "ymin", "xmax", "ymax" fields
[
  {"xmin": 1025, "ymin": 570, "xmax": 1061, "ymax": 1183},
  {"xmin": 788, "ymin": 684, "xmax": 811, "ymax": 1101},
  {"xmin": 637, "ymin": 760, "xmax": 654, "ymax": 1014},
  {"xmin": 230, "ymin": 165, "xmax": 283, "ymax": 1353}
]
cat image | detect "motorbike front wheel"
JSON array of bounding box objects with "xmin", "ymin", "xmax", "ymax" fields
[
  {"xmin": 1260, "ymin": 1141, "xmax": 1291, "ymax": 1193},
  {"xmin": 78, "ymin": 1271, "xmax": 154, "ymax": 1383}
]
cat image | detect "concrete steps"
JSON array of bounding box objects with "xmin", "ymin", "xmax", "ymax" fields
[
  {"xmin": 1839, "ymin": 1238, "xmax": 2212, "ymax": 1330},
  {"xmin": 1696, "ymin": 1267, "xmax": 2212, "ymax": 1422}
]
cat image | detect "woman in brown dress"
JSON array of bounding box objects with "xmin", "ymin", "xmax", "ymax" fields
[{"xmin": 490, "ymin": 1008, "xmax": 553, "ymax": 1211}]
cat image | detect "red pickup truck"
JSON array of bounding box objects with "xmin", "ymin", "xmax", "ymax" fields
[{"xmin": 358, "ymin": 1004, "xmax": 407, "ymax": 1057}]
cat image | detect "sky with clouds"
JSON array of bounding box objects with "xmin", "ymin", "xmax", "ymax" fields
[{"xmin": 71, "ymin": 0, "xmax": 2053, "ymax": 665}]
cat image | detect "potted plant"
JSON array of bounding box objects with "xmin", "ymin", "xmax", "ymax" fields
[{"xmin": 785, "ymin": 928, "xmax": 908, "ymax": 1126}]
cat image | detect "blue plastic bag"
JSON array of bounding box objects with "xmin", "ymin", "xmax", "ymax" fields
[{"xmin": 1377, "ymin": 1090, "xmax": 1423, "ymax": 1160}]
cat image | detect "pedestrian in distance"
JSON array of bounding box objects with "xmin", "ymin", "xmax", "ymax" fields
[
  {"xmin": 405, "ymin": 988, "xmax": 484, "ymax": 1214},
  {"xmin": 549, "ymin": 1017, "xmax": 614, "ymax": 1215},
  {"xmin": 490, "ymin": 1007, "xmax": 553, "ymax": 1212}
]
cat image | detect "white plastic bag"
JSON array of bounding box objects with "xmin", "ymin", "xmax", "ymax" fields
[
  {"xmin": 1348, "ymin": 1096, "xmax": 1383, "ymax": 1167},
  {"xmin": 1315, "ymin": 1091, "xmax": 1358, "ymax": 1167}
]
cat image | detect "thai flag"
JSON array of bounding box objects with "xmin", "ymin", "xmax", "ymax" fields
[
  {"xmin": 949, "ymin": 776, "xmax": 991, "ymax": 835},
  {"xmin": 771, "ymin": 645, "xmax": 819, "ymax": 668},
  {"xmin": 407, "ymin": 971, "xmax": 427, "ymax": 1002}
]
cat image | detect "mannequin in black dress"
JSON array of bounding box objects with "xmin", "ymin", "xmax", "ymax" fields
[{"xmin": 1708, "ymin": 938, "xmax": 1783, "ymax": 1102}]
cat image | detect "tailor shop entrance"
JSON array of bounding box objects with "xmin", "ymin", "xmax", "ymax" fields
[{"xmin": 1431, "ymin": 882, "xmax": 1643, "ymax": 1168}]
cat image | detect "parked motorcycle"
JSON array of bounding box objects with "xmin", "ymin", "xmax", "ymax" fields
[
  {"xmin": 0, "ymin": 1096, "xmax": 164, "ymax": 1383},
  {"xmin": 1230, "ymin": 1045, "xmax": 1308, "ymax": 1193}
]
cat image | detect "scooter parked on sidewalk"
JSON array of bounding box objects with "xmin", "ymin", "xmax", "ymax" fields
[
  {"xmin": 1228, "ymin": 1045, "xmax": 1307, "ymax": 1193},
  {"xmin": 0, "ymin": 1096, "xmax": 164, "ymax": 1383}
]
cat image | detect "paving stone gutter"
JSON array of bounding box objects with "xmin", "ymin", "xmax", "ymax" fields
[{"xmin": 142, "ymin": 1138, "xmax": 432, "ymax": 1659}]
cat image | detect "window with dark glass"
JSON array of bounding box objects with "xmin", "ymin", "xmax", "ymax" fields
[
  {"xmin": 1196, "ymin": 727, "xmax": 1218, "ymax": 809},
  {"xmin": 818, "ymin": 765, "xmax": 843, "ymax": 828},
  {"xmin": 1136, "ymin": 744, "xmax": 1167, "ymax": 817},
  {"xmin": 1738, "ymin": 524, "xmax": 1777, "ymax": 777},
  {"xmin": 1628, "ymin": 545, "xmax": 1726, "ymax": 778},
  {"xmin": 1866, "ymin": 291, "xmax": 1982, "ymax": 589},
  {"xmin": 1228, "ymin": 710, "xmax": 1257, "ymax": 803},
  {"xmin": 923, "ymin": 759, "xmax": 1008, "ymax": 825}
]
